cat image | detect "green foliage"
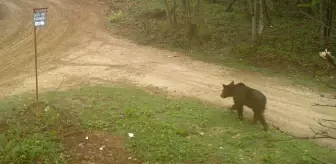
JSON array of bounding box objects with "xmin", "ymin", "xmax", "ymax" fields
[
  {"xmin": 109, "ymin": 0, "xmax": 336, "ymax": 87},
  {"xmin": 42, "ymin": 85, "xmax": 336, "ymax": 163},
  {"xmin": 1, "ymin": 85, "xmax": 336, "ymax": 163},
  {"xmin": 0, "ymin": 133, "xmax": 65, "ymax": 164},
  {"xmin": 297, "ymin": 0, "xmax": 319, "ymax": 7},
  {"xmin": 0, "ymin": 101, "xmax": 67, "ymax": 163}
]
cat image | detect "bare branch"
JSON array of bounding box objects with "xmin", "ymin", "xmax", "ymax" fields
[
  {"xmin": 300, "ymin": 10, "xmax": 336, "ymax": 33},
  {"xmin": 312, "ymin": 103, "xmax": 336, "ymax": 107},
  {"xmin": 267, "ymin": 133, "xmax": 336, "ymax": 141},
  {"xmin": 321, "ymin": 119, "xmax": 336, "ymax": 123},
  {"xmin": 292, "ymin": 144, "xmax": 330, "ymax": 164},
  {"xmin": 50, "ymin": 76, "xmax": 66, "ymax": 103},
  {"xmin": 269, "ymin": 121, "xmax": 336, "ymax": 142},
  {"xmin": 319, "ymin": 95, "xmax": 336, "ymax": 99},
  {"xmin": 316, "ymin": 78, "xmax": 336, "ymax": 90},
  {"xmin": 317, "ymin": 121, "xmax": 336, "ymax": 130}
]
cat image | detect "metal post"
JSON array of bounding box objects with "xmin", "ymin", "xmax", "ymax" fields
[
  {"xmin": 33, "ymin": 19, "xmax": 39, "ymax": 111},
  {"xmin": 33, "ymin": 7, "xmax": 47, "ymax": 111}
]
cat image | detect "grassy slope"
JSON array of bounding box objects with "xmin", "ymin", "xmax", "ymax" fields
[
  {"xmin": 107, "ymin": 0, "xmax": 336, "ymax": 90},
  {"xmin": 1, "ymin": 85, "xmax": 336, "ymax": 163}
]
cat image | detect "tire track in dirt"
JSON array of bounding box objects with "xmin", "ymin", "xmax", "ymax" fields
[
  {"xmin": 1, "ymin": 0, "xmax": 336, "ymax": 149},
  {"xmin": 0, "ymin": 0, "xmax": 106, "ymax": 81}
]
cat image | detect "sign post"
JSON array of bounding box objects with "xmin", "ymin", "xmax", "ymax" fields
[{"xmin": 33, "ymin": 8, "xmax": 47, "ymax": 111}]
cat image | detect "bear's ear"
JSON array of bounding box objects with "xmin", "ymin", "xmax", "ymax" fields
[
  {"xmin": 229, "ymin": 81, "xmax": 234, "ymax": 85},
  {"xmin": 222, "ymin": 84, "xmax": 226, "ymax": 88}
]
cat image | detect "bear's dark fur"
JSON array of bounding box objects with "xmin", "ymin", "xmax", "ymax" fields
[{"xmin": 220, "ymin": 81, "xmax": 269, "ymax": 131}]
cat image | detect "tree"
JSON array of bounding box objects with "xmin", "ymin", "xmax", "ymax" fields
[
  {"xmin": 163, "ymin": 0, "xmax": 174, "ymax": 27},
  {"xmin": 226, "ymin": 0, "xmax": 272, "ymax": 28},
  {"xmin": 258, "ymin": 0, "xmax": 264, "ymax": 35},
  {"xmin": 322, "ymin": 0, "xmax": 333, "ymax": 47},
  {"xmin": 249, "ymin": 0, "xmax": 260, "ymax": 44},
  {"xmin": 316, "ymin": 0, "xmax": 334, "ymax": 47},
  {"xmin": 297, "ymin": 0, "xmax": 313, "ymax": 14},
  {"xmin": 298, "ymin": 0, "xmax": 334, "ymax": 47},
  {"xmin": 180, "ymin": 0, "xmax": 192, "ymax": 24},
  {"xmin": 172, "ymin": 0, "xmax": 178, "ymax": 25}
]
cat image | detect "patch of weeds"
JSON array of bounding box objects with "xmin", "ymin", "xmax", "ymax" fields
[
  {"xmin": 0, "ymin": 101, "xmax": 69, "ymax": 163},
  {"xmin": 0, "ymin": 133, "xmax": 65, "ymax": 164},
  {"xmin": 132, "ymin": 0, "xmax": 165, "ymax": 14},
  {"xmin": 107, "ymin": 10, "xmax": 126, "ymax": 23}
]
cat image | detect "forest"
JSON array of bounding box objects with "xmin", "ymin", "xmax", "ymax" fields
[{"xmin": 109, "ymin": 0, "xmax": 336, "ymax": 84}]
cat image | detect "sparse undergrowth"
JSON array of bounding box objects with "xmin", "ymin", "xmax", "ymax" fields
[
  {"xmin": 0, "ymin": 85, "xmax": 336, "ymax": 163},
  {"xmin": 107, "ymin": 0, "xmax": 336, "ymax": 90},
  {"xmin": 0, "ymin": 101, "xmax": 69, "ymax": 164}
]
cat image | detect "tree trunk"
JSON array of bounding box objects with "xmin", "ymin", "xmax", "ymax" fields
[
  {"xmin": 243, "ymin": 0, "xmax": 250, "ymax": 15},
  {"xmin": 258, "ymin": 0, "xmax": 264, "ymax": 34},
  {"xmin": 307, "ymin": 0, "xmax": 313, "ymax": 14},
  {"xmin": 181, "ymin": 0, "xmax": 187, "ymax": 22},
  {"xmin": 297, "ymin": 0, "xmax": 313, "ymax": 14},
  {"xmin": 324, "ymin": 0, "xmax": 333, "ymax": 48},
  {"xmin": 320, "ymin": 0, "xmax": 324, "ymax": 45},
  {"xmin": 196, "ymin": 0, "xmax": 201, "ymax": 16},
  {"xmin": 251, "ymin": 0, "xmax": 257, "ymax": 43},
  {"xmin": 296, "ymin": 0, "xmax": 302, "ymax": 11},
  {"xmin": 195, "ymin": 0, "xmax": 201, "ymax": 24},
  {"xmin": 262, "ymin": 0, "xmax": 272, "ymax": 27},
  {"xmin": 163, "ymin": 0, "xmax": 174, "ymax": 27},
  {"xmin": 186, "ymin": 0, "xmax": 192, "ymax": 24},
  {"xmin": 172, "ymin": 0, "xmax": 177, "ymax": 25}
]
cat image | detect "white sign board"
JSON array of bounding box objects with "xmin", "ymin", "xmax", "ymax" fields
[{"xmin": 33, "ymin": 11, "xmax": 46, "ymax": 28}]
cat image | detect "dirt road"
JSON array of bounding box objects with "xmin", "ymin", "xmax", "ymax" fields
[{"xmin": 1, "ymin": 0, "xmax": 336, "ymax": 148}]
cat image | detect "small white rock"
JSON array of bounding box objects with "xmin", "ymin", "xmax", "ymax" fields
[
  {"xmin": 99, "ymin": 145, "xmax": 105, "ymax": 151},
  {"xmin": 78, "ymin": 143, "xmax": 84, "ymax": 148},
  {"xmin": 232, "ymin": 133, "xmax": 240, "ymax": 138},
  {"xmin": 200, "ymin": 132, "xmax": 204, "ymax": 135},
  {"xmin": 128, "ymin": 133, "xmax": 134, "ymax": 138},
  {"xmin": 85, "ymin": 136, "xmax": 89, "ymax": 140}
]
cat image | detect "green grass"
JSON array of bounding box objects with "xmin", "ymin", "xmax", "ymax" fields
[
  {"xmin": 107, "ymin": 0, "xmax": 336, "ymax": 91},
  {"xmin": 0, "ymin": 101, "xmax": 68, "ymax": 163},
  {"xmin": 1, "ymin": 84, "xmax": 335, "ymax": 163}
]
